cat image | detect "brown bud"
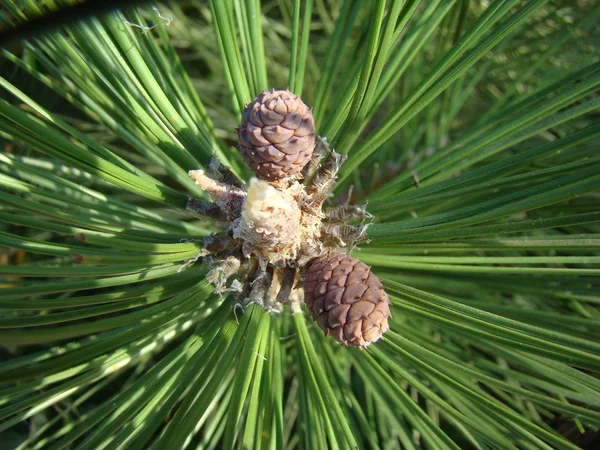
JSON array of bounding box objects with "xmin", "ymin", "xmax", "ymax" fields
[
  {"xmin": 303, "ymin": 253, "xmax": 391, "ymax": 348},
  {"xmin": 238, "ymin": 89, "xmax": 315, "ymax": 181}
]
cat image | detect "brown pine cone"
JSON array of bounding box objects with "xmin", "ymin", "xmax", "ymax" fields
[
  {"xmin": 238, "ymin": 89, "xmax": 315, "ymax": 182},
  {"xmin": 303, "ymin": 253, "xmax": 391, "ymax": 348}
]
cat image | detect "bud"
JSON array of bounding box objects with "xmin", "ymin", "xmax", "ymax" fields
[
  {"xmin": 238, "ymin": 89, "xmax": 315, "ymax": 181},
  {"xmin": 303, "ymin": 253, "xmax": 391, "ymax": 348},
  {"xmin": 233, "ymin": 178, "xmax": 302, "ymax": 264}
]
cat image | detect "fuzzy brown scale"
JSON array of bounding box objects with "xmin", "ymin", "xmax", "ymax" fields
[{"xmin": 185, "ymin": 89, "xmax": 390, "ymax": 347}]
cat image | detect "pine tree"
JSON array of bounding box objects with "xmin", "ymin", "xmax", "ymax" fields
[{"xmin": 1, "ymin": 1, "xmax": 599, "ymax": 448}]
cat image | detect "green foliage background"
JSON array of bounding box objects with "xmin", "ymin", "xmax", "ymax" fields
[{"xmin": 0, "ymin": 0, "xmax": 599, "ymax": 448}]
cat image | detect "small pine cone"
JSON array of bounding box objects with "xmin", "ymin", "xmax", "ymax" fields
[
  {"xmin": 238, "ymin": 89, "xmax": 315, "ymax": 181},
  {"xmin": 303, "ymin": 253, "xmax": 391, "ymax": 348}
]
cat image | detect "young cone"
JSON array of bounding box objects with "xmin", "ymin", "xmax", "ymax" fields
[
  {"xmin": 304, "ymin": 253, "xmax": 392, "ymax": 348},
  {"xmin": 238, "ymin": 89, "xmax": 316, "ymax": 181}
]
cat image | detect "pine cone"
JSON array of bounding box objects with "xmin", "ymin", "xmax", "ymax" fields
[
  {"xmin": 238, "ymin": 89, "xmax": 315, "ymax": 181},
  {"xmin": 303, "ymin": 253, "xmax": 391, "ymax": 348}
]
